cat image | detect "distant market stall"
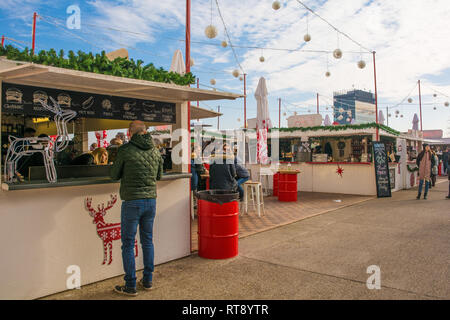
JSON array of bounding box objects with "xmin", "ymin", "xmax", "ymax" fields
[{"xmin": 245, "ymin": 123, "xmax": 424, "ymax": 196}]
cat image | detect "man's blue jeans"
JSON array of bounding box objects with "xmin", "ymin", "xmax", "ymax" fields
[
  {"xmin": 418, "ymin": 179, "xmax": 429, "ymax": 195},
  {"xmin": 121, "ymin": 198, "xmax": 156, "ymax": 288},
  {"xmin": 237, "ymin": 177, "xmax": 249, "ymax": 199}
]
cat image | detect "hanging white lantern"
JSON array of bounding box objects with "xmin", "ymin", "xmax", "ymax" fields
[
  {"xmin": 221, "ymin": 40, "xmax": 228, "ymax": 48},
  {"xmin": 210, "ymin": 79, "xmax": 216, "ymax": 85},
  {"xmin": 259, "ymin": 56, "xmax": 265, "ymax": 62},
  {"xmin": 400, "ymin": 114, "xmax": 404, "ymax": 118},
  {"xmin": 388, "ymin": 113, "xmax": 392, "ymax": 117},
  {"xmin": 408, "ymin": 98, "xmax": 413, "ymax": 103},
  {"xmin": 445, "ymin": 102, "xmax": 449, "ymax": 107},
  {"xmin": 325, "ymin": 71, "xmax": 331, "ymax": 77},
  {"xmin": 333, "ymin": 49, "xmax": 343, "ymax": 59},
  {"xmin": 395, "ymin": 110, "xmax": 400, "ymax": 114},
  {"xmin": 232, "ymin": 69, "xmax": 240, "ymax": 78},
  {"xmin": 205, "ymin": 25, "xmax": 218, "ymax": 39},
  {"xmin": 272, "ymin": 1, "xmax": 281, "ymax": 10},
  {"xmin": 433, "ymin": 106, "xmax": 437, "ymax": 110},
  {"xmin": 304, "ymin": 34, "xmax": 311, "ymax": 42},
  {"xmin": 357, "ymin": 60, "xmax": 366, "ymax": 69}
]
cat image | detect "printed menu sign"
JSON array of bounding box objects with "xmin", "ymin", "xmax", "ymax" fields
[
  {"xmin": 373, "ymin": 142, "xmax": 392, "ymax": 198},
  {"xmin": 1, "ymin": 83, "xmax": 176, "ymax": 124}
]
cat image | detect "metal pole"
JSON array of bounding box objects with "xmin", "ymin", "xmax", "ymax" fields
[
  {"xmin": 279, "ymin": 98, "xmax": 281, "ymax": 128},
  {"xmin": 244, "ymin": 73, "xmax": 247, "ymax": 129},
  {"xmin": 418, "ymin": 79, "xmax": 423, "ymax": 131},
  {"xmin": 1, "ymin": 35, "xmax": 4, "ymax": 47},
  {"xmin": 373, "ymin": 51, "xmax": 379, "ymax": 140},
  {"xmin": 197, "ymin": 77, "xmax": 199, "ymax": 107},
  {"xmin": 186, "ymin": 0, "xmax": 192, "ymax": 253},
  {"xmin": 317, "ymin": 93, "xmax": 319, "ymax": 114},
  {"xmin": 32, "ymin": 12, "xmax": 37, "ymax": 55}
]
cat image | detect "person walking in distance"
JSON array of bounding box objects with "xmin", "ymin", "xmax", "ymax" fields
[
  {"xmin": 111, "ymin": 120, "xmax": 163, "ymax": 296},
  {"xmin": 416, "ymin": 144, "xmax": 435, "ymax": 200},
  {"xmin": 430, "ymin": 148, "xmax": 439, "ymax": 188}
]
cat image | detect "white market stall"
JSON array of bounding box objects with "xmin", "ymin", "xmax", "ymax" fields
[
  {"xmin": 245, "ymin": 123, "xmax": 423, "ymax": 196},
  {"xmin": 0, "ymin": 59, "xmax": 241, "ymax": 299}
]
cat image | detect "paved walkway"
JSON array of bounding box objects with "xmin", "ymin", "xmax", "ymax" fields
[{"xmin": 44, "ymin": 179, "xmax": 449, "ymax": 300}]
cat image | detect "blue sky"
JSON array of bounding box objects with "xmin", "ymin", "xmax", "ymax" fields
[{"xmin": 1, "ymin": 0, "xmax": 449, "ymax": 137}]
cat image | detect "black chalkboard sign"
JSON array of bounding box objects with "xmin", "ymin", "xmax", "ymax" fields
[
  {"xmin": 373, "ymin": 142, "xmax": 392, "ymax": 198},
  {"xmin": 1, "ymin": 83, "xmax": 176, "ymax": 124}
]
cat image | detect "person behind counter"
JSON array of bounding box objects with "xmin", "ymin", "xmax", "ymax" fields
[
  {"xmin": 106, "ymin": 138, "xmax": 123, "ymax": 163},
  {"xmin": 111, "ymin": 120, "xmax": 163, "ymax": 296},
  {"xmin": 234, "ymin": 156, "xmax": 250, "ymax": 201},
  {"xmin": 70, "ymin": 147, "xmax": 108, "ymax": 166},
  {"xmin": 16, "ymin": 133, "xmax": 49, "ymax": 179}
]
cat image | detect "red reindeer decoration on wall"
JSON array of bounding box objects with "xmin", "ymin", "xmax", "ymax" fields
[{"xmin": 85, "ymin": 194, "xmax": 138, "ymax": 265}]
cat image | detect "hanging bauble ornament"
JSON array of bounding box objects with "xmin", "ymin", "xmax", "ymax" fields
[
  {"xmin": 333, "ymin": 49, "xmax": 343, "ymax": 59},
  {"xmin": 388, "ymin": 113, "xmax": 392, "ymax": 117},
  {"xmin": 357, "ymin": 60, "xmax": 366, "ymax": 69},
  {"xmin": 232, "ymin": 69, "xmax": 240, "ymax": 78},
  {"xmin": 325, "ymin": 71, "xmax": 331, "ymax": 77},
  {"xmin": 272, "ymin": 1, "xmax": 281, "ymax": 10},
  {"xmin": 408, "ymin": 98, "xmax": 413, "ymax": 103},
  {"xmin": 433, "ymin": 106, "xmax": 437, "ymax": 110},
  {"xmin": 304, "ymin": 34, "xmax": 311, "ymax": 42},
  {"xmin": 259, "ymin": 56, "xmax": 265, "ymax": 62},
  {"xmin": 205, "ymin": 25, "xmax": 218, "ymax": 39},
  {"xmin": 221, "ymin": 41, "xmax": 228, "ymax": 48},
  {"xmin": 445, "ymin": 102, "xmax": 449, "ymax": 107},
  {"xmin": 395, "ymin": 114, "xmax": 398, "ymax": 118},
  {"xmin": 395, "ymin": 110, "xmax": 400, "ymax": 114},
  {"xmin": 400, "ymin": 114, "xmax": 404, "ymax": 118},
  {"xmin": 210, "ymin": 79, "xmax": 216, "ymax": 85},
  {"xmin": 239, "ymin": 76, "xmax": 243, "ymax": 81}
]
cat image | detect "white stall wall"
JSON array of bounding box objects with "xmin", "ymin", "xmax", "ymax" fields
[{"xmin": 0, "ymin": 179, "xmax": 190, "ymax": 299}]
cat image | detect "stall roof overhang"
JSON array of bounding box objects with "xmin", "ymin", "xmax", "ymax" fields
[
  {"xmin": 0, "ymin": 60, "xmax": 243, "ymax": 103},
  {"xmin": 191, "ymin": 106, "xmax": 222, "ymax": 119}
]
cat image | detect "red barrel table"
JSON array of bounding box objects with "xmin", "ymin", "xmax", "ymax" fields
[
  {"xmin": 273, "ymin": 172, "xmax": 280, "ymax": 196},
  {"xmin": 197, "ymin": 191, "xmax": 239, "ymax": 259},
  {"xmin": 277, "ymin": 170, "xmax": 300, "ymax": 202}
]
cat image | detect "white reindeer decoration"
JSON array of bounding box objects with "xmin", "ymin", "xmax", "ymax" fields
[{"xmin": 4, "ymin": 96, "xmax": 77, "ymax": 183}]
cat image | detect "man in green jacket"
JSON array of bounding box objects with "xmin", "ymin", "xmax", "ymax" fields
[{"xmin": 111, "ymin": 120, "xmax": 163, "ymax": 296}]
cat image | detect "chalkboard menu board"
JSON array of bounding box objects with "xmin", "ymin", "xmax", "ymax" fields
[
  {"xmin": 1, "ymin": 83, "xmax": 176, "ymax": 124},
  {"xmin": 373, "ymin": 142, "xmax": 392, "ymax": 198}
]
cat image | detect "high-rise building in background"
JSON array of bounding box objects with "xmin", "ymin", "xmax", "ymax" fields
[{"xmin": 333, "ymin": 89, "xmax": 376, "ymax": 125}]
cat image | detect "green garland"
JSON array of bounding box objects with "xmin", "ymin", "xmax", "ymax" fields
[
  {"xmin": 0, "ymin": 45, "xmax": 195, "ymax": 86},
  {"xmin": 270, "ymin": 122, "xmax": 400, "ymax": 136},
  {"xmin": 407, "ymin": 164, "xmax": 419, "ymax": 172}
]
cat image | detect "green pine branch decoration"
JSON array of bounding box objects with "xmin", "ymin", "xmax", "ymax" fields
[
  {"xmin": 269, "ymin": 122, "xmax": 401, "ymax": 136},
  {"xmin": 0, "ymin": 45, "xmax": 196, "ymax": 86}
]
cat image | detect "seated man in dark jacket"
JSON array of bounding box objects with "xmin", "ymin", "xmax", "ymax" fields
[{"xmin": 209, "ymin": 144, "xmax": 237, "ymax": 192}]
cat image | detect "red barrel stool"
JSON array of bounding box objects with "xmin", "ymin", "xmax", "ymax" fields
[
  {"xmin": 196, "ymin": 190, "xmax": 240, "ymax": 259},
  {"xmin": 277, "ymin": 170, "xmax": 300, "ymax": 202}
]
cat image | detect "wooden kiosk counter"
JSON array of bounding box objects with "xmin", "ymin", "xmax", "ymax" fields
[{"xmin": 0, "ymin": 59, "xmax": 241, "ymax": 299}]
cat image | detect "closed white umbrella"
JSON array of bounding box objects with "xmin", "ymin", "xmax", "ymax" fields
[
  {"xmin": 324, "ymin": 114, "xmax": 331, "ymax": 126},
  {"xmin": 254, "ymin": 77, "xmax": 272, "ymax": 164},
  {"xmin": 169, "ymin": 49, "xmax": 186, "ymax": 75},
  {"xmin": 379, "ymin": 110, "xmax": 385, "ymax": 125},
  {"xmin": 412, "ymin": 113, "xmax": 419, "ymax": 130}
]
